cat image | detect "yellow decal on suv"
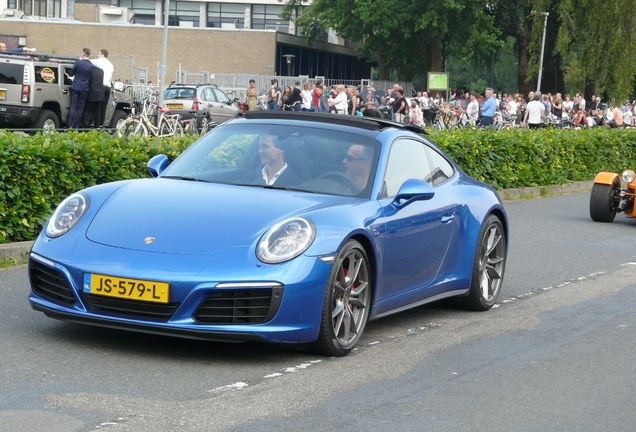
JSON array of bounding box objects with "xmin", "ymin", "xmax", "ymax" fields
[{"xmin": 39, "ymin": 67, "xmax": 56, "ymax": 83}]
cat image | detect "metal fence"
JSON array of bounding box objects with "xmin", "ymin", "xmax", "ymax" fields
[{"xmin": 174, "ymin": 71, "xmax": 413, "ymax": 101}]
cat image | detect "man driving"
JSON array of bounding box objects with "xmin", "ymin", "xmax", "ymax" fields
[{"xmin": 343, "ymin": 144, "xmax": 373, "ymax": 190}]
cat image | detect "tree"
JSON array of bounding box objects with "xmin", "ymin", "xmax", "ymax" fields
[
  {"xmin": 283, "ymin": 0, "xmax": 501, "ymax": 86},
  {"xmin": 556, "ymin": 0, "xmax": 636, "ymax": 100}
]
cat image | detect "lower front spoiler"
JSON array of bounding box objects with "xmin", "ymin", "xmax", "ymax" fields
[{"xmin": 31, "ymin": 302, "xmax": 266, "ymax": 344}]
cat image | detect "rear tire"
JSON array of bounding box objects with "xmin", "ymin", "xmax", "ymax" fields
[
  {"xmin": 32, "ymin": 109, "xmax": 59, "ymax": 133},
  {"xmin": 589, "ymin": 179, "xmax": 619, "ymax": 222},
  {"xmin": 465, "ymin": 215, "xmax": 506, "ymax": 311}
]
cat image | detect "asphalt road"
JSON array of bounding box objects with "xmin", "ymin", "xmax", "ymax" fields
[{"xmin": 1, "ymin": 191, "xmax": 635, "ymax": 431}]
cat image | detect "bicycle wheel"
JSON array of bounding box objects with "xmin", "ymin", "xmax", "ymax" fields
[
  {"xmin": 117, "ymin": 117, "xmax": 147, "ymax": 137},
  {"xmin": 159, "ymin": 117, "xmax": 184, "ymax": 137}
]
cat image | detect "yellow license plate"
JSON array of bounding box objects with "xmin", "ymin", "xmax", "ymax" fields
[
  {"xmin": 0, "ymin": 89, "xmax": 5, "ymax": 100},
  {"xmin": 167, "ymin": 104, "xmax": 182, "ymax": 109},
  {"xmin": 84, "ymin": 273, "xmax": 170, "ymax": 303}
]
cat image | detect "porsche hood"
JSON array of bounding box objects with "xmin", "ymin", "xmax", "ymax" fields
[{"xmin": 85, "ymin": 179, "xmax": 348, "ymax": 254}]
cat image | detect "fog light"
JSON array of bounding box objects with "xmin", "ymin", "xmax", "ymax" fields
[{"xmin": 622, "ymin": 170, "xmax": 635, "ymax": 183}]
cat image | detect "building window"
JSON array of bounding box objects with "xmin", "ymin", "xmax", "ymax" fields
[
  {"xmin": 207, "ymin": 3, "xmax": 244, "ymax": 29},
  {"xmin": 119, "ymin": 0, "xmax": 156, "ymax": 25},
  {"xmin": 7, "ymin": 0, "xmax": 19, "ymax": 9},
  {"xmin": 252, "ymin": 4, "xmax": 288, "ymax": 33},
  {"xmin": 168, "ymin": 1, "xmax": 200, "ymax": 27}
]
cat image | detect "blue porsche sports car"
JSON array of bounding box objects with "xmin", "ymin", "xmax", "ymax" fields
[{"xmin": 28, "ymin": 112, "xmax": 508, "ymax": 356}]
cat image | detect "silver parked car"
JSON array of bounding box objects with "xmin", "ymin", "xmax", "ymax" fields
[{"xmin": 163, "ymin": 84, "xmax": 240, "ymax": 127}]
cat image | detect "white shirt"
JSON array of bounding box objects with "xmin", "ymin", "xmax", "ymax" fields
[
  {"xmin": 301, "ymin": 90, "xmax": 312, "ymax": 110},
  {"xmin": 562, "ymin": 100, "xmax": 573, "ymax": 112},
  {"xmin": 334, "ymin": 91, "xmax": 348, "ymax": 111},
  {"xmin": 623, "ymin": 110, "xmax": 632, "ymax": 126},
  {"xmin": 261, "ymin": 163, "xmax": 288, "ymax": 185},
  {"xmin": 467, "ymin": 100, "xmax": 479, "ymax": 122},
  {"xmin": 507, "ymin": 100, "xmax": 518, "ymax": 114},
  {"xmin": 419, "ymin": 97, "xmax": 429, "ymax": 109},
  {"xmin": 92, "ymin": 57, "xmax": 114, "ymax": 86},
  {"xmin": 526, "ymin": 100, "xmax": 545, "ymax": 124},
  {"xmin": 578, "ymin": 98, "xmax": 586, "ymax": 110}
]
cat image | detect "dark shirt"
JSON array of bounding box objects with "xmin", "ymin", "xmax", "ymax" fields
[
  {"xmin": 68, "ymin": 58, "xmax": 94, "ymax": 92},
  {"xmin": 290, "ymin": 87, "xmax": 302, "ymax": 104},
  {"xmin": 392, "ymin": 97, "xmax": 406, "ymax": 114},
  {"xmin": 87, "ymin": 67, "xmax": 105, "ymax": 102},
  {"xmin": 362, "ymin": 107, "xmax": 383, "ymax": 118}
]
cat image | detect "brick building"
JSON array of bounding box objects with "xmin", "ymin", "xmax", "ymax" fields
[{"xmin": 0, "ymin": 0, "xmax": 368, "ymax": 83}]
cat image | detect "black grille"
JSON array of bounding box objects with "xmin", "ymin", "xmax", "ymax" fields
[
  {"xmin": 29, "ymin": 258, "xmax": 76, "ymax": 305},
  {"xmin": 83, "ymin": 294, "xmax": 179, "ymax": 321},
  {"xmin": 193, "ymin": 286, "xmax": 283, "ymax": 324}
]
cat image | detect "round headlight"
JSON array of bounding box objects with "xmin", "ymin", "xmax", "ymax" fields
[
  {"xmin": 622, "ymin": 170, "xmax": 635, "ymax": 183},
  {"xmin": 257, "ymin": 217, "xmax": 316, "ymax": 264},
  {"xmin": 45, "ymin": 193, "xmax": 89, "ymax": 238}
]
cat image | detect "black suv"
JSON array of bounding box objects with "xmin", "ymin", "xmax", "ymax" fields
[{"xmin": 0, "ymin": 53, "xmax": 132, "ymax": 131}]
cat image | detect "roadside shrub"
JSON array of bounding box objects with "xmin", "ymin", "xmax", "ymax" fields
[
  {"xmin": 0, "ymin": 131, "xmax": 191, "ymax": 243},
  {"xmin": 2, "ymin": 127, "xmax": 636, "ymax": 243}
]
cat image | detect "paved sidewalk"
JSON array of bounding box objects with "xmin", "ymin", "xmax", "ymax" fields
[{"xmin": 0, "ymin": 181, "xmax": 593, "ymax": 267}]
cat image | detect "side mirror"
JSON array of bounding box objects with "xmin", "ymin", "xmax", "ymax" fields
[
  {"xmin": 393, "ymin": 178, "xmax": 435, "ymax": 209},
  {"xmin": 147, "ymin": 154, "xmax": 169, "ymax": 177}
]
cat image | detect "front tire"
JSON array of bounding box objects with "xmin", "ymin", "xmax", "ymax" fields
[
  {"xmin": 311, "ymin": 240, "xmax": 372, "ymax": 357},
  {"xmin": 465, "ymin": 215, "xmax": 506, "ymax": 311},
  {"xmin": 108, "ymin": 110, "xmax": 129, "ymax": 130},
  {"xmin": 589, "ymin": 180, "xmax": 620, "ymax": 222}
]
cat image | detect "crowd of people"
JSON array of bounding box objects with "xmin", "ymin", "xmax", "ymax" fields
[
  {"xmin": 249, "ymin": 79, "xmax": 412, "ymax": 121},
  {"xmin": 423, "ymin": 87, "xmax": 635, "ymax": 129},
  {"xmin": 247, "ymin": 77, "xmax": 636, "ymax": 130}
]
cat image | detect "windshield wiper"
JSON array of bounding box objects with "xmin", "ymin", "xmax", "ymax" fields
[
  {"xmin": 236, "ymin": 183, "xmax": 315, "ymax": 193},
  {"xmin": 162, "ymin": 175, "xmax": 209, "ymax": 183}
]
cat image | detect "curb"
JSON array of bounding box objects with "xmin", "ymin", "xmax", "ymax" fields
[{"xmin": 0, "ymin": 182, "xmax": 593, "ymax": 268}]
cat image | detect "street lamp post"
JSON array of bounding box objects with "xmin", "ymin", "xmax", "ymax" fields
[
  {"xmin": 156, "ymin": 0, "xmax": 170, "ymax": 127},
  {"xmin": 534, "ymin": 11, "xmax": 549, "ymax": 93}
]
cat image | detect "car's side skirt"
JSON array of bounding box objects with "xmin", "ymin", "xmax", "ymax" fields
[{"xmin": 368, "ymin": 288, "xmax": 469, "ymax": 321}]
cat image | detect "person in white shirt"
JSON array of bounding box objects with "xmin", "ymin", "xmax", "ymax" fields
[
  {"xmin": 623, "ymin": 104, "xmax": 633, "ymax": 127},
  {"xmin": 522, "ymin": 94, "xmax": 545, "ymax": 129},
  {"xmin": 300, "ymin": 82, "xmax": 312, "ymax": 111},
  {"xmin": 467, "ymin": 93, "xmax": 479, "ymax": 125},
  {"xmin": 333, "ymin": 85, "xmax": 348, "ymax": 114},
  {"xmin": 506, "ymin": 95, "xmax": 518, "ymax": 119},
  {"xmin": 91, "ymin": 49, "xmax": 114, "ymax": 127},
  {"xmin": 562, "ymin": 94, "xmax": 573, "ymax": 117}
]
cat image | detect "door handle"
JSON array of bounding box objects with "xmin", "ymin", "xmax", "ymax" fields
[
  {"xmin": 62, "ymin": 89, "xmax": 68, "ymax": 95},
  {"xmin": 441, "ymin": 214, "xmax": 455, "ymax": 224}
]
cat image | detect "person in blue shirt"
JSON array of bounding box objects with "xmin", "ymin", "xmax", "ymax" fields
[
  {"xmin": 0, "ymin": 42, "xmax": 36, "ymax": 53},
  {"xmin": 66, "ymin": 48, "xmax": 94, "ymax": 129},
  {"xmin": 481, "ymin": 88, "xmax": 497, "ymax": 127}
]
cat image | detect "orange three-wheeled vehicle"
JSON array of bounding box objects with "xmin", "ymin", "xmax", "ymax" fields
[{"xmin": 590, "ymin": 170, "xmax": 636, "ymax": 222}]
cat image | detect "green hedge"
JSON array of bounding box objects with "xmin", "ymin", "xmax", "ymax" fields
[
  {"xmin": 0, "ymin": 131, "xmax": 191, "ymax": 243},
  {"xmin": 1, "ymin": 127, "xmax": 636, "ymax": 243}
]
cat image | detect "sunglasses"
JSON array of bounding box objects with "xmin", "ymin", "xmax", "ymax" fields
[{"xmin": 345, "ymin": 154, "xmax": 368, "ymax": 162}]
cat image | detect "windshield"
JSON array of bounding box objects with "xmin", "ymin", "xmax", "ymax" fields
[{"xmin": 161, "ymin": 123, "xmax": 380, "ymax": 198}]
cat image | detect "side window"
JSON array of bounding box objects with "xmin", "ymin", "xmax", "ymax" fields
[
  {"xmin": 423, "ymin": 146, "xmax": 454, "ymax": 186},
  {"xmin": 213, "ymin": 88, "xmax": 229, "ymax": 103},
  {"xmin": 382, "ymin": 139, "xmax": 430, "ymax": 198},
  {"xmin": 382, "ymin": 139, "xmax": 456, "ymax": 197},
  {"xmin": 34, "ymin": 66, "xmax": 59, "ymax": 84},
  {"xmin": 63, "ymin": 66, "xmax": 73, "ymax": 85},
  {"xmin": 201, "ymin": 87, "xmax": 215, "ymax": 102}
]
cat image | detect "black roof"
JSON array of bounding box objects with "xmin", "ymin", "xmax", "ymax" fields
[{"xmin": 243, "ymin": 111, "xmax": 425, "ymax": 134}]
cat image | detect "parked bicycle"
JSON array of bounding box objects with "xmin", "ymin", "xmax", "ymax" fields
[
  {"xmin": 116, "ymin": 93, "xmax": 184, "ymax": 138},
  {"xmin": 183, "ymin": 110, "xmax": 216, "ymax": 135}
]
